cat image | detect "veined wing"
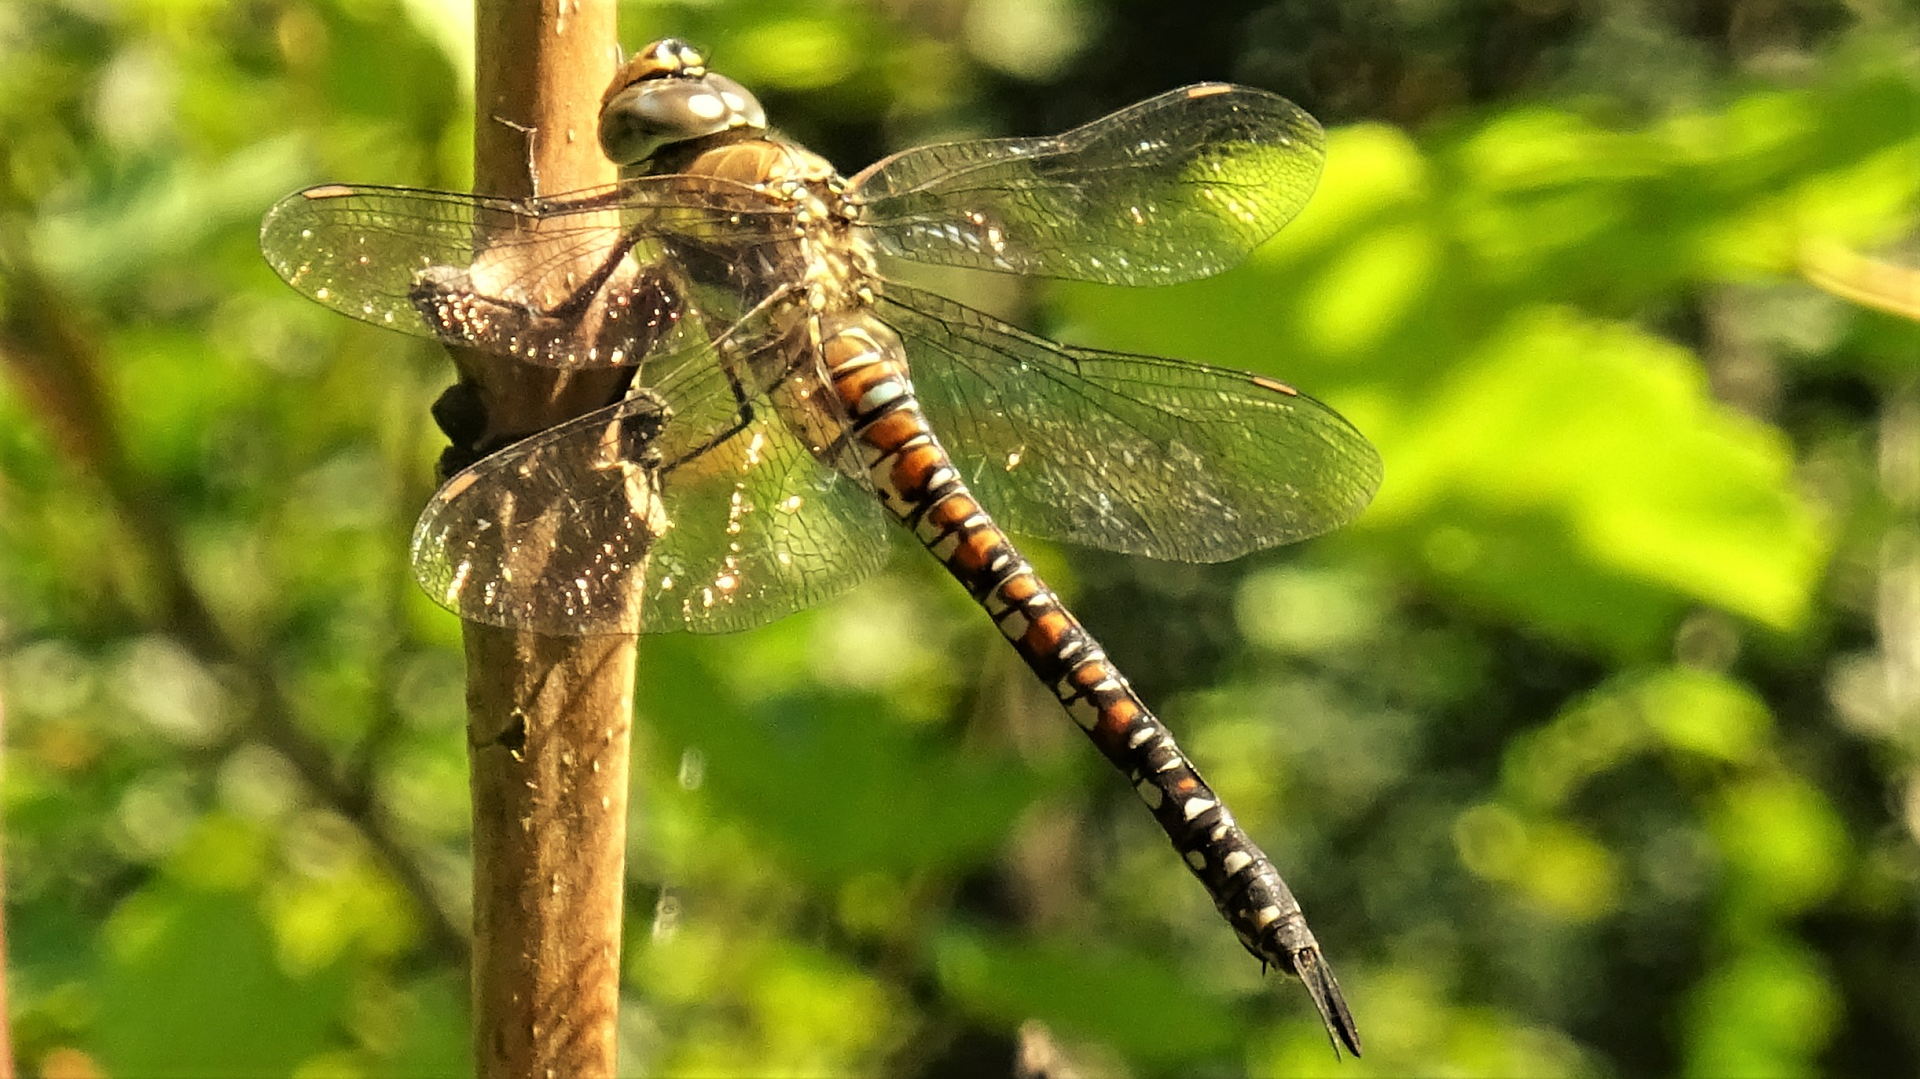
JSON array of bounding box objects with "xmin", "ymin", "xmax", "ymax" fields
[
  {"xmin": 851, "ymin": 86, "xmax": 1323, "ymax": 287},
  {"xmin": 412, "ymin": 345, "xmax": 891, "ymax": 635},
  {"xmin": 260, "ymin": 177, "xmax": 797, "ymax": 369},
  {"xmin": 881, "ymin": 285, "xmax": 1379, "ymax": 562}
]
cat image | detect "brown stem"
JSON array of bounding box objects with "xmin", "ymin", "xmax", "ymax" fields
[
  {"xmin": 465, "ymin": 629, "xmax": 636, "ymax": 1077},
  {"xmin": 462, "ymin": 3, "xmax": 641, "ymax": 1077}
]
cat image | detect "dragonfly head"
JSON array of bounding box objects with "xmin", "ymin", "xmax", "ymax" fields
[{"xmin": 599, "ymin": 38, "xmax": 768, "ymax": 168}]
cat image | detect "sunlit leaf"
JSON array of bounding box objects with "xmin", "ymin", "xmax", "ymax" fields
[{"xmin": 95, "ymin": 888, "xmax": 350, "ymax": 1078}]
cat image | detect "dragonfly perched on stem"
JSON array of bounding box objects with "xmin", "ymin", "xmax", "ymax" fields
[{"xmin": 261, "ymin": 38, "xmax": 1378, "ymax": 1056}]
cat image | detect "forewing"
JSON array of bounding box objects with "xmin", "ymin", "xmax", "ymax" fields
[
  {"xmin": 411, "ymin": 349, "xmax": 890, "ymax": 636},
  {"xmin": 881, "ymin": 286, "xmax": 1380, "ymax": 562},
  {"xmin": 853, "ymin": 86, "xmax": 1324, "ymax": 286},
  {"xmin": 260, "ymin": 177, "xmax": 793, "ymax": 368}
]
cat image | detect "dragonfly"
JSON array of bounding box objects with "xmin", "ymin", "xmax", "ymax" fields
[{"xmin": 261, "ymin": 38, "xmax": 1378, "ymax": 1056}]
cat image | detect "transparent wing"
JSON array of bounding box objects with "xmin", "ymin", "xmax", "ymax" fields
[
  {"xmin": 881, "ymin": 285, "xmax": 1380, "ymax": 562},
  {"xmin": 412, "ymin": 346, "xmax": 891, "ymax": 635},
  {"xmin": 852, "ymin": 85, "xmax": 1324, "ymax": 286},
  {"xmin": 639, "ymin": 345, "xmax": 893, "ymax": 634},
  {"xmin": 260, "ymin": 177, "xmax": 797, "ymax": 368}
]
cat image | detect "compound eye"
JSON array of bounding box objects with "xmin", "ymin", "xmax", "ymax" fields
[{"xmin": 597, "ymin": 73, "xmax": 767, "ymax": 166}]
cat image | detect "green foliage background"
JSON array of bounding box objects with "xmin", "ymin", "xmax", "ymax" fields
[{"xmin": 3, "ymin": 0, "xmax": 1918, "ymax": 1075}]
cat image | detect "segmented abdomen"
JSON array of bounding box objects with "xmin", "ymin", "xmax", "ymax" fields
[{"xmin": 818, "ymin": 313, "xmax": 1354, "ymax": 1043}]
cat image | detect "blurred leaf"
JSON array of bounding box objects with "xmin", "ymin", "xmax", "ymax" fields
[
  {"xmin": 746, "ymin": 943, "xmax": 906, "ymax": 1066},
  {"xmin": 1405, "ymin": 505, "xmax": 1694, "ymax": 656},
  {"xmin": 1684, "ymin": 936, "xmax": 1839, "ymax": 1079},
  {"xmin": 95, "ymin": 887, "xmax": 350, "ymax": 1078},
  {"xmin": 631, "ymin": 925, "xmax": 909, "ymax": 1076},
  {"xmin": 1637, "ymin": 668, "xmax": 1773, "ymax": 764},
  {"xmin": 1387, "ymin": 309, "xmax": 1827, "ymax": 639},
  {"xmin": 934, "ymin": 927, "xmax": 1242, "ymax": 1066},
  {"xmin": 1712, "ymin": 773, "xmax": 1850, "ymax": 915},
  {"xmin": 637, "ymin": 630, "xmax": 1038, "ymax": 880},
  {"xmin": 398, "ymin": 0, "xmax": 473, "ymax": 89},
  {"xmin": 381, "ymin": 975, "xmax": 471, "ymax": 1079},
  {"xmin": 1513, "ymin": 820, "xmax": 1621, "ymax": 921},
  {"xmin": 1255, "ymin": 963, "xmax": 1599, "ymax": 1077},
  {"xmin": 266, "ymin": 857, "xmax": 420, "ymax": 971},
  {"xmin": 1236, "ymin": 564, "xmax": 1388, "ymax": 654},
  {"xmin": 1505, "ymin": 667, "xmax": 1773, "ymax": 809},
  {"xmin": 1453, "ymin": 806, "xmax": 1620, "ymax": 921},
  {"xmin": 31, "ymin": 138, "xmax": 309, "ymax": 294},
  {"xmin": 165, "ymin": 812, "xmax": 273, "ymax": 892},
  {"xmin": 731, "ymin": 11, "xmax": 869, "ymax": 91}
]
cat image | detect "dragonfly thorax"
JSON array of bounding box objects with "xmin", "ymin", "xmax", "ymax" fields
[{"xmin": 675, "ymin": 137, "xmax": 881, "ymax": 318}]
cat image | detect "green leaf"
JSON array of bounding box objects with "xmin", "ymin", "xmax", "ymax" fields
[
  {"xmin": 1395, "ymin": 310, "xmax": 1825, "ymax": 631},
  {"xmin": 1712, "ymin": 774, "xmax": 1850, "ymax": 915},
  {"xmin": 637, "ymin": 629, "xmax": 1038, "ymax": 881},
  {"xmin": 1685, "ymin": 936, "xmax": 1839, "ymax": 1079},
  {"xmin": 95, "ymin": 888, "xmax": 350, "ymax": 1078},
  {"xmin": 934, "ymin": 927, "xmax": 1243, "ymax": 1065}
]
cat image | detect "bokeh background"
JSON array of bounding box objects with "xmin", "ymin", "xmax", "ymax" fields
[{"xmin": 4, "ymin": 0, "xmax": 1918, "ymax": 1075}]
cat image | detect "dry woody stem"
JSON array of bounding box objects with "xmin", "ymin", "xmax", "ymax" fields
[{"xmin": 462, "ymin": 2, "xmax": 640, "ymax": 1078}]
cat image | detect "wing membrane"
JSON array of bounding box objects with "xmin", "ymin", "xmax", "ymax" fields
[
  {"xmin": 260, "ymin": 178, "xmax": 797, "ymax": 368},
  {"xmin": 639, "ymin": 346, "xmax": 893, "ymax": 633},
  {"xmin": 853, "ymin": 86, "xmax": 1324, "ymax": 286},
  {"xmin": 412, "ymin": 346, "xmax": 890, "ymax": 635},
  {"xmin": 881, "ymin": 286, "xmax": 1379, "ymax": 561}
]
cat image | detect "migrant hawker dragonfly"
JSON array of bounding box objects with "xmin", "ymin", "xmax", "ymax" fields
[{"xmin": 261, "ymin": 38, "xmax": 1378, "ymax": 1056}]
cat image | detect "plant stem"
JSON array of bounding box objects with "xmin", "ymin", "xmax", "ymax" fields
[{"xmin": 462, "ymin": 2, "xmax": 640, "ymax": 1077}]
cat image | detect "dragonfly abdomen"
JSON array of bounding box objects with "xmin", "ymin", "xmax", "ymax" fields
[{"xmin": 820, "ymin": 314, "xmax": 1362, "ymax": 1055}]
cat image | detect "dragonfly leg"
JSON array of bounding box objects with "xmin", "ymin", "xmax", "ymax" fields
[
  {"xmin": 651, "ymin": 347, "xmax": 760, "ymax": 475},
  {"xmin": 650, "ymin": 284, "xmax": 822, "ymax": 476}
]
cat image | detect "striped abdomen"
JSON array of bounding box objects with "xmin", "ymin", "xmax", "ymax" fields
[{"xmin": 819, "ymin": 314, "xmax": 1360, "ymax": 1054}]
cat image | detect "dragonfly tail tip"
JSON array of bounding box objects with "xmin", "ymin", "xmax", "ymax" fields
[{"xmin": 1293, "ymin": 947, "xmax": 1363, "ymax": 1059}]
